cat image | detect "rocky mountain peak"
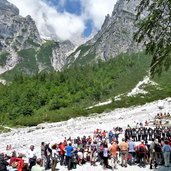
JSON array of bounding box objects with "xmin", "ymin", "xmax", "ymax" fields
[
  {"xmin": 0, "ymin": 1, "xmax": 42, "ymax": 52},
  {"xmin": 68, "ymin": 0, "xmax": 142, "ymax": 65},
  {"xmin": 0, "ymin": 0, "xmax": 75, "ymax": 77},
  {"xmin": 0, "ymin": 0, "xmax": 19, "ymax": 16}
]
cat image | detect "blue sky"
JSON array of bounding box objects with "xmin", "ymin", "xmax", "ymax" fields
[
  {"xmin": 8, "ymin": 0, "xmax": 116, "ymax": 44},
  {"xmin": 47, "ymin": 0, "xmax": 82, "ymax": 15}
]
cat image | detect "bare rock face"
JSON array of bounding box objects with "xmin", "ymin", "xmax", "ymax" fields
[
  {"xmin": 68, "ymin": 0, "xmax": 142, "ymax": 65},
  {"xmin": 0, "ymin": 1, "xmax": 41, "ymax": 52},
  {"xmin": 52, "ymin": 40, "xmax": 75, "ymax": 71},
  {"xmin": 0, "ymin": 0, "xmax": 75, "ymax": 76},
  {"xmin": 0, "ymin": 0, "xmax": 19, "ymax": 16}
]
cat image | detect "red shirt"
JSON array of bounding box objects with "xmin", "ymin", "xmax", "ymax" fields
[
  {"xmin": 59, "ymin": 143, "xmax": 65, "ymax": 155},
  {"xmin": 10, "ymin": 157, "xmax": 17, "ymax": 166}
]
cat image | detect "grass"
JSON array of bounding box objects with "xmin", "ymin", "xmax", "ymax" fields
[{"xmin": 26, "ymin": 38, "xmax": 40, "ymax": 47}]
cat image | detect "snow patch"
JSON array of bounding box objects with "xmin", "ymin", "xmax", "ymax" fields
[
  {"xmin": 74, "ymin": 50, "xmax": 81, "ymax": 59},
  {"xmin": 127, "ymin": 76, "xmax": 158, "ymax": 97},
  {"xmin": 88, "ymin": 100, "xmax": 112, "ymax": 109}
]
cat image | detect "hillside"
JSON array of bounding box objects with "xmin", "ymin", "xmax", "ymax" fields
[
  {"xmin": 0, "ymin": 97, "xmax": 171, "ymax": 171},
  {"xmin": 0, "ymin": 52, "xmax": 171, "ymax": 127}
]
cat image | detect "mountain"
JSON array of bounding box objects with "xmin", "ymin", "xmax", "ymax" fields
[
  {"xmin": 0, "ymin": 0, "xmax": 75, "ymax": 78},
  {"xmin": 0, "ymin": 0, "xmax": 143, "ymax": 78},
  {"xmin": 67, "ymin": 0, "xmax": 142, "ymax": 66}
]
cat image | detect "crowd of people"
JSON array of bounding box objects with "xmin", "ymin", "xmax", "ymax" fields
[{"xmin": 0, "ymin": 120, "xmax": 171, "ymax": 170}]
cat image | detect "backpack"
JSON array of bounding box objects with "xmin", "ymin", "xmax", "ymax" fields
[
  {"xmin": 139, "ymin": 145, "xmax": 146, "ymax": 153},
  {"xmin": 154, "ymin": 143, "xmax": 161, "ymax": 152}
]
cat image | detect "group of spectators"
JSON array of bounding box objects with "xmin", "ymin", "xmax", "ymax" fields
[{"xmin": 0, "ymin": 122, "xmax": 171, "ymax": 171}]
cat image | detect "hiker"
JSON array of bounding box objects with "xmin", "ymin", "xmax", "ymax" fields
[
  {"xmin": 0, "ymin": 153, "xmax": 8, "ymax": 171},
  {"xmin": 31, "ymin": 158, "xmax": 45, "ymax": 171},
  {"xmin": 149, "ymin": 138, "xmax": 157, "ymax": 169},
  {"xmin": 28, "ymin": 145, "xmax": 37, "ymax": 171},
  {"xmin": 59, "ymin": 142, "xmax": 65, "ymax": 166},
  {"xmin": 154, "ymin": 139, "xmax": 162, "ymax": 165},
  {"xmin": 119, "ymin": 138, "xmax": 128, "ymax": 167},
  {"xmin": 40, "ymin": 142, "xmax": 45, "ymax": 167},
  {"xmin": 51, "ymin": 144, "xmax": 58, "ymax": 171},
  {"xmin": 44, "ymin": 143, "xmax": 52, "ymax": 170},
  {"xmin": 138, "ymin": 140, "xmax": 147, "ymax": 167},
  {"xmin": 65, "ymin": 142, "xmax": 74, "ymax": 170},
  {"xmin": 128, "ymin": 137, "xmax": 135, "ymax": 165},
  {"xmin": 103, "ymin": 143, "xmax": 109, "ymax": 169},
  {"xmin": 109, "ymin": 140, "xmax": 119, "ymax": 170},
  {"xmin": 108, "ymin": 130, "xmax": 114, "ymax": 143},
  {"xmin": 162, "ymin": 140, "xmax": 171, "ymax": 167},
  {"xmin": 90, "ymin": 144, "xmax": 97, "ymax": 166}
]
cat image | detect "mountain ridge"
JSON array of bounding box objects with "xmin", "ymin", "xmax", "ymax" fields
[
  {"xmin": 67, "ymin": 0, "xmax": 142, "ymax": 66},
  {"xmin": 0, "ymin": 0, "xmax": 75, "ymax": 77}
]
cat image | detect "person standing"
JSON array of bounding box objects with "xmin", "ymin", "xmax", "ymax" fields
[
  {"xmin": 103, "ymin": 143, "xmax": 109, "ymax": 169},
  {"xmin": 59, "ymin": 142, "xmax": 65, "ymax": 166},
  {"xmin": 138, "ymin": 140, "xmax": 147, "ymax": 168},
  {"xmin": 149, "ymin": 138, "xmax": 156, "ymax": 169},
  {"xmin": 65, "ymin": 142, "xmax": 74, "ymax": 171},
  {"xmin": 51, "ymin": 144, "xmax": 58, "ymax": 171},
  {"xmin": 28, "ymin": 145, "xmax": 37, "ymax": 171},
  {"xmin": 40, "ymin": 142, "xmax": 45, "ymax": 167},
  {"xmin": 109, "ymin": 140, "xmax": 119, "ymax": 170},
  {"xmin": 128, "ymin": 137, "xmax": 135, "ymax": 165},
  {"xmin": 44, "ymin": 143, "xmax": 52, "ymax": 170},
  {"xmin": 119, "ymin": 138, "xmax": 128, "ymax": 167},
  {"xmin": 162, "ymin": 140, "xmax": 171, "ymax": 167}
]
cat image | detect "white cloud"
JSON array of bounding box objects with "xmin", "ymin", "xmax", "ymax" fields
[
  {"xmin": 82, "ymin": 0, "xmax": 116, "ymax": 30},
  {"xmin": 8, "ymin": 0, "xmax": 85, "ymax": 42},
  {"xmin": 8, "ymin": 0, "xmax": 117, "ymax": 44}
]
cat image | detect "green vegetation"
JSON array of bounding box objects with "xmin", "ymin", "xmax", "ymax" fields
[
  {"xmin": 2, "ymin": 48, "xmax": 38, "ymax": 80},
  {"xmin": 26, "ymin": 38, "xmax": 40, "ymax": 47},
  {"xmin": 0, "ymin": 52, "xmax": 9, "ymax": 66},
  {"xmin": 1, "ymin": 51, "xmax": 171, "ymax": 127},
  {"xmin": 36, "ymin": 40, "xmax": 59, "ymax": 70},
  {"xmin": 21, "ymin": 28, "xmax": 27, "ymax": 32},
  {"xmin": 2, "ymin": 40, "xmax": 59, "ymax": 80},
  {"xmin": 67, "ymin": 45, "xmax": 95, "ymax": 66},
  {"xmin": 134, "ymin": 0, "xmax": 171, "ymax": 75}
]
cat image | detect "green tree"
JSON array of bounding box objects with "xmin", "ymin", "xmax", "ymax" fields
[{"xmin": 134, "ymin": 0, "xmax": 171, "ymax": 76}]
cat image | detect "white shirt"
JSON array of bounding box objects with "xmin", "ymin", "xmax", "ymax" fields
[{"xmin": 27, "ymin": 149, "xmax": 37, "ymax": 159}]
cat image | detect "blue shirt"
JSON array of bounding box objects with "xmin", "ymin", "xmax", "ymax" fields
[
  {"xmin": 65, "ymin": 145, "xmax": 74, "ymax": 157},
  {"xmin": 128, "ymin": 140, "xmax": 135, "ymax": 152},
  {"xmin": 162, "ymin": 144, "xmax": 171, "ymax": 152}
]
